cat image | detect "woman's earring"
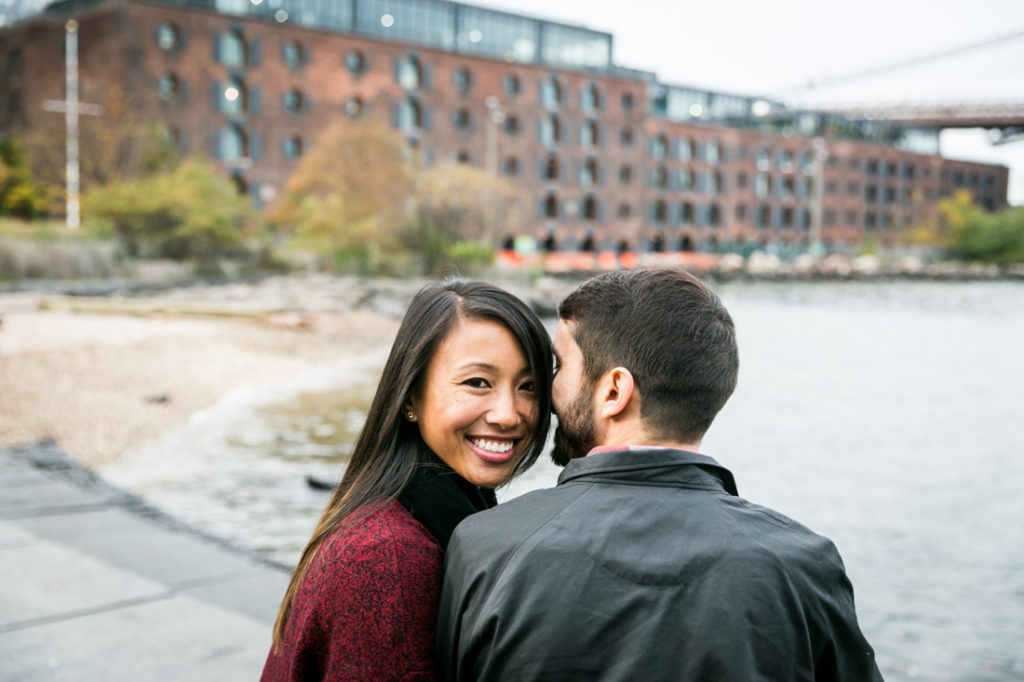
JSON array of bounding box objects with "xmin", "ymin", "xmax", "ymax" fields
[{"xmin": 407, "ymin": 411, "xmax": 416, "ymax": 421}]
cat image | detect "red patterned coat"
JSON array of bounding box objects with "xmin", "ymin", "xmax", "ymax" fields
[{"xmin": 262, "ymin": 499, "xmax": 442, "ymax": 681}]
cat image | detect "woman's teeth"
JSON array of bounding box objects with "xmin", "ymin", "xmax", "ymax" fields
[{"xmin": 470, "ymin": 438, "xmax": 514, "ymax": 453}]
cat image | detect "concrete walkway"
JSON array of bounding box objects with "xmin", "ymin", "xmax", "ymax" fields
[{"xmin": 0, "ymin": 441, "xmax": 289, "ymax": 681}]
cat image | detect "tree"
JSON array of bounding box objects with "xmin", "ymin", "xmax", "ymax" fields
[
  {"xmin": 408, "ymin": 163, "xmax": 524, "ymax": 274},
  {"xmin": 0, "ymin": 138, "xmax": 49, "ymax": 218},
  {"xmin": 916, "ymin": 190, "xmax": 1024, "ymax": 264},
  {"xmin": 267, "ymin": 118, "xmax": 413, "ymax": 272},
  {"xmin": 20, "ymin": 86, "xmax": 179, "ymax": 214},
  {"xmin": 84, "ymin": 158, "xmax": 251, "ymax": 266}
]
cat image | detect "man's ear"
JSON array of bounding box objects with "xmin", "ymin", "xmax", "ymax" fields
[{"xmin": 597, "ymin": 367, "xmax": 636, "ymax": 420}]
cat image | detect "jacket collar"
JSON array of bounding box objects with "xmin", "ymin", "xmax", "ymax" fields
[
  {"xmin": 397, "ymin": 447, "xmax": 497, "ymax": 549},
  {"xmin": 557, "ymin": 446, "xmax": 739, "ymax": 497}
]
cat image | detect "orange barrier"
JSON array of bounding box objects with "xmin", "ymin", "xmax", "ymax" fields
[{"xmin": 495, "ymin": 250, "xmax": 721, "ymax": 273}]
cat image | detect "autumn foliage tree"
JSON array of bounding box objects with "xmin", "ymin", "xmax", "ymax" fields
[
  {"xmin": 266, "ymin": 118, "xmax": 413, "ymax": 272},
  {"xmin": 408, "ymin": 163, "xmax": 524, "ymax": 274},
  {"xmin": 20, "ymin": 86, "xmax": 178, "ymax": 214},
  {"xmin": 914, "ymin": 190, "xmax": 1024, "ymax": 264}
]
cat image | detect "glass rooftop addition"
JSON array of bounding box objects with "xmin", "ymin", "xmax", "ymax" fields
[
  {"xmin": 648, "ymin": 82, "xmax": 940, "ymax": 154},
  {"xmin": 211, "ymin": 0, "xmax": 612, "ymax": 70}
]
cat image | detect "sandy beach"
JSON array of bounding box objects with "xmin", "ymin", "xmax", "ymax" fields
[{"xmin": 0, "ymin": 280, "xmax": 401, "ymax": 468}]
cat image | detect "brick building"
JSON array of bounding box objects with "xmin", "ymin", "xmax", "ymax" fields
[{"xmin": 0, "ymin": 0, "xmax": 1010, "ymax": 254}]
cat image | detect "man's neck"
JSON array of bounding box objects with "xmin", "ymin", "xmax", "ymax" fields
[{"xmin": 601, "ymin": 422, "xmax": 701, "ymax": 454}]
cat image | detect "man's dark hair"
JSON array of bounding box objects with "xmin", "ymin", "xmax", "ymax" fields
[{"xmin": 558, "ymin": 268, "xmax": 738, "ymax": 444}]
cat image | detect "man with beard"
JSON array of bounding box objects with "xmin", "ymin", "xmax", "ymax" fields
[{"xmin": 436, "ymin": 269, "xmax": 881, "ymax": 681}]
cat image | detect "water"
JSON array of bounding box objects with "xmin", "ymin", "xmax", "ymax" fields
[{"xmin": 103, "ymin": 280, "xmax": 1024, "ymax": 681}]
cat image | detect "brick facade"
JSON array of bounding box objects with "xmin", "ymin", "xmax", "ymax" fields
[{"xmin": 0, "ymin": 0, "xmax": 1010, "ymax": 252}]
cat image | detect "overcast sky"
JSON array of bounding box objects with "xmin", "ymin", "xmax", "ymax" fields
[{"xmin": 481, "ymin": 0, "xmax": 1024, "ymax": 204}]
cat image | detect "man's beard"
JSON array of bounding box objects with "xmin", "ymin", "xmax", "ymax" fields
[{"xmin": 550, "ymin": 383, "xmax": 598, "ymax": 467}]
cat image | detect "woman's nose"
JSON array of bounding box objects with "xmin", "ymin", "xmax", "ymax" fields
[{"xmin": 487, "ymin": 389, "xmax": 521, "ymax": 428}]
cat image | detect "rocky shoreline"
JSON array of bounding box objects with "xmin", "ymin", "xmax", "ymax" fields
[{"xmin": 2, "ymin": 269, "xmax": 1021, "ymax": 471}]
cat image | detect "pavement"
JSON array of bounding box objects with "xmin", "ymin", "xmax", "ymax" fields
[{"xmin": 0, "ymin": 441, "xmax": 290, "ymax": 681}]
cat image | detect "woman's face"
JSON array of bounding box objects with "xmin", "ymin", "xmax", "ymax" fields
[{"xmin": 409, "ymin": 317, "xmax": 539, "ymax": 489}]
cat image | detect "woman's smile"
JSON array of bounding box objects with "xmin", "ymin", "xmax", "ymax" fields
[
  {"xmin": 466, "ymin": 436, "xmax": 519, "ymax": 462},
  {"xmin": 409, "ymin": 317, "xmax": 539, "ymax": 488}
]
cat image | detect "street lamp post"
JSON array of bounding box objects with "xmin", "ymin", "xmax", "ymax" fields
[
  {"xmin": 485, "ymin": 96, "xmax": 504, "ymax": 177},
  {"xmin": 808, "ymin": 137, "xmax": 828, "ymax": 258}
]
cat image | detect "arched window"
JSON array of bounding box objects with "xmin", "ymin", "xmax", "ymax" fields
[
  {"xmin": 454, "ymin": 108, "xmax": 472, "ymax": 130},
  {"xmin": 705, "ymin": 140, "xmax": 720, "ymax": 165},
  {"xmin": 541, "ymin": 115, "xmax": 561, "ymax": 146},
  {"xmin": 346, "ymin": 50, "xmax": 366, "ymax": 75},
  {"xmin": 344, "ymin": 96, "xmax": 363, "ymax": 117},
  {"xmin": 652, "ymin": 134, "xmax": 668, "ymax": 160},
  {"xmin": 222, "ymin": 76, "xmax": 246, "ymax": 114},
  {"xmin": 157, "ymin": 73, "xmax": 180, "ymax": 102},
  {"xmin": 654, "ymin": 164, "xmax": 668, "ymax": 189},
  {"xmin": 219, "ymin": 125, "xmax": 247, "ymax": 161},
  {"xmin": 282, "ymin": 41, "xmax": 304, "ymax": 68},
  {"xmin": 283, "ymin": 89, "xmax": 304, "ymax": 114},
  {"xmin": 580, "ymin": 119, "xmax": 599, "ymax": 147},
  {"xmin": 653, "ymin": 200, "xmax": 667, "ymax": 223},
  {"xmin": 397, "ymin": 55, "xmax": 422, "ymax": 90},
  {"xmin": 544, "ymin": 154, "xmax": 559, "ymax": 181},
  {"xmin": 678, "ymin": 138, "xmax": 693, "ymax": 161},
  {"xmin": 220, "ymin": 29, "xmax": 246, "ymax": 68},
  {"xmin": 581, "ymin": 158, "xmax": 598, "ymax": 186},
  {"xmin": 543, "ymin": 193, "xmax": 559, "ymax": 219},
  {"xmin": 681, "ymin": 202, "xmax": 695, "ymax": 224},
  {"xmin": 541, "ymin": 76, "xmax": 562, "ymax": 108},
  {"xmin": 156, "ymin": 23, "xmax": 180, "ymax": 52},
  {"xmin": 453, "ymin": 67, "xmax": 473, "ymax": 93},
  {"xmin": 581, "ymin": 83, "xmax": 600, "ymax": 110},
  {"xmin": 582, "ymin": 195, "xmax": 598, "ymax": 221},
  {"xmin": 503, "ymin": 74, "xmax": 521, "ymax": 96},
  {"xmin": 397, "ymin": 97, "xmax": 422, "ymax": 131},
  {"xmin": 283, "ymin": 135, "xmax": 303, "ymax": 160}
]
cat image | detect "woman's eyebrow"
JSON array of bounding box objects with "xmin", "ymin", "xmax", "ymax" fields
[{"xmin": 455, "ymin": 361, "xmax": 499, "ymax": 372}]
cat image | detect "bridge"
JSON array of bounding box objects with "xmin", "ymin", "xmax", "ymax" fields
[{"xmin": 815, "ymin": 102, "xmax": 1024, "ymax": 145}]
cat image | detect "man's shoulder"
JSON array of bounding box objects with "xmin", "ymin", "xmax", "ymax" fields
[
  {"xmin": 451, "ymin": 485, "xmax": 583, "ymax": 553},
  {"xmin": 712, "ymin": 495, "xmax": 848, "ymax": 580}
]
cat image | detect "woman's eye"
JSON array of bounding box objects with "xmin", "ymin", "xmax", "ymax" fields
[
  {"xmin": 520, "ymin": 380, "xmax": 536, "ymax": 392},
  {"xmin": 464, "ymin": 378, "xmax": 490, "ymax": 389}
]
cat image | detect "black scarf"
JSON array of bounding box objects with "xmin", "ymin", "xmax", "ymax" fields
[{"xmin": 396, "ymin": 449, "xmax": 497, "ymax": 549}]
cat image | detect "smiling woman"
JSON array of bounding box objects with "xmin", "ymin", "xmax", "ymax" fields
[
  {"xmin": 409, "ymin": 318, "xmax": 538, "ymax": 489},
  {"xmin": 261, "ymin": 279, "xmax": 552, "ymax": 681}
]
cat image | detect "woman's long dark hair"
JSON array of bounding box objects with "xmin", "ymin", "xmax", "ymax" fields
[{"xmin": 272, "ymin": 279, "xmax": 552, "ymax": 648}]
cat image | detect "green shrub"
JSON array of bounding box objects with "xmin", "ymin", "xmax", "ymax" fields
[
  {"xmin": 85, "ymin": 158, "xmax": 251, "ymax": 263},
  {"xmin": 447, "ymin": 241, "xmax": 494, "ymax": 275},
  {"xmin": 0, "ymin": 139, "xmax": 48, "ymax": 219}
]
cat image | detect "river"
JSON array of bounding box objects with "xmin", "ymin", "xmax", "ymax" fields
[{"xmin": 103, "ymin": 279, "xmax": 1024, "ymax": 681}]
